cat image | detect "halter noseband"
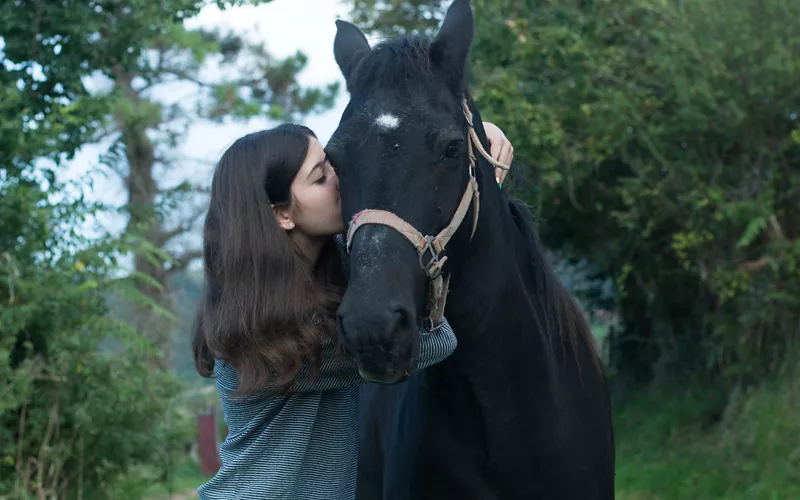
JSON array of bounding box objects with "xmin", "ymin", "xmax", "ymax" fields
[{"xmin": 345, "ymin": 97, "xmax": 511, "ymax": 328}]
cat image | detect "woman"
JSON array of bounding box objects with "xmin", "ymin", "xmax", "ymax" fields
[{"xmin": 192, "ymin": 121, "xmax": 513, "ymax": 500}]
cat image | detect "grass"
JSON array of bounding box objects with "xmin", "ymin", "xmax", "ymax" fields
[
  {"xmin": 140, "ymin": 460, "xmax": 206, "ymax": 500},
  {"xmin": 615, "ymin": 376, "xmax": 800, "ymax": 499}
]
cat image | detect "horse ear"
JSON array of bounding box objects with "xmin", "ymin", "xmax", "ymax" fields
[
  {"xmin": 430, "ymin": 0, "xmax": 474, "ymax": 90},
  {"xmin": 334, "ymin": 20, "xmax": 371, "ymax": 82}
]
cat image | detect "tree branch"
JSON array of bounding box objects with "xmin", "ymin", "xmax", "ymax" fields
[
  {"xmin": 157, "ymin": 225, "xmax": 190, "ymax": 247},
  {"xmin": 160, "ymin": 67, "xmax": 215, "ymax": 88},
  {"xmin": 156, "ymin": 204, "xmax": 207, "ymax": 246},
  {"xmin": 168, "ymin": 249, "xmax": 203, "ymax": 273},
  {"xmin": 89, "ymin": 126, "xmax": 121, "ymax": 145}
]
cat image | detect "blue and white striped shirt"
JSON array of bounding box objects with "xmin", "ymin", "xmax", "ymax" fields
[
  {"xmin": 197, "ymin": 325, "xmax": 456, "ymax": 500},
  {"xmin": 197, "ymin": 237, "xmax": 457, "ymax": 499}
]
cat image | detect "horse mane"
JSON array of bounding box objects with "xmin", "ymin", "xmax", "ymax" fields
[
  {"xmin": 507, "ymin": 197, "xmax": 603, "ymax": 374},
  {"xmin": 347, "ymin": 35, "xmax": 453, "ymax": 94}
]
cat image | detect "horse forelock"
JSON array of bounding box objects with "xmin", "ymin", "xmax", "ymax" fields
[{"xmin": 348, "ymin": 35, "xmax": 461, "ymax": 97}]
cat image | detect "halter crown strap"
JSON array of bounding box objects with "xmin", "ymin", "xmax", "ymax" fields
[{"xmin": 461, "ymin": 98, "xmax": 512, "ymax": 171}]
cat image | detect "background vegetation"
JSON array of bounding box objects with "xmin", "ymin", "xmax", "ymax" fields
[{"xmin": 2, "ymin": 0, "xmax": 797, "ymax": 498}]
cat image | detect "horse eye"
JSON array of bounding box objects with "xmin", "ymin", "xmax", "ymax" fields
[{"xmin": 444, "ymin": 141, "xmax": 461, "ymax": 159}]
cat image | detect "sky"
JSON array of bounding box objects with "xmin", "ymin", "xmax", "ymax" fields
[{"xmin": 61, "ymin": 0, "xmax": 363, "ymax": 252}]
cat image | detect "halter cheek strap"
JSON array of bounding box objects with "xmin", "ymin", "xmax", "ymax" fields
[
  {"xmin": 345, "ymin": 176, "xmax": 478, "ymax": 327},
  {"xmin": 345, "ymin": 97, "xmax": 510, "ymax": 327}
]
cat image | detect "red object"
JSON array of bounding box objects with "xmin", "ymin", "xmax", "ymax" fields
[{"xmin": 197, "ymin": 406, "xmax": 222, "ymax": 476}]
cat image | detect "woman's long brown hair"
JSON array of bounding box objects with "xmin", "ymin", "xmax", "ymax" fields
[{"xmin": 192, "ymin": 124, "xmax": 345, "ymax": 394}]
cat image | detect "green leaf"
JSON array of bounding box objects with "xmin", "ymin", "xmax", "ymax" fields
[{"xmin": 736, "ymin": 216, "xmax": 768, "ymax": 249}]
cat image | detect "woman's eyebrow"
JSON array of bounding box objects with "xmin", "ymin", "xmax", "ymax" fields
[{"xmin": 305, "ymin": 159, "xmax": 326, "ymax": 180}]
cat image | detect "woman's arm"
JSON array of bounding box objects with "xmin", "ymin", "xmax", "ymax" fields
[{"xmin": 287, "ymin": 319, "xmax": 457, "ymax": 392}]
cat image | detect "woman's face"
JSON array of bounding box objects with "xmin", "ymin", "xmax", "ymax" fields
[{"xmin": 286, "ymin": 136, "xmax": 343, "ymax": 237}]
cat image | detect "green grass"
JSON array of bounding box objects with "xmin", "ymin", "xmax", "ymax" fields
[
  {"xmin": 615, "ymin": 376, "xmax": 800, "ymax": 499},
  {"xmin": 138, "ymin": 459, "xmax": 206, "ymax": 499}
]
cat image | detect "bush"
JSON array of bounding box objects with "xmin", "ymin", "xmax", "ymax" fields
[
  {"xmin": 467, "ymin": 0, "xmax": 800, "ymax": 385},
  {"xmin": 1, "ymin": 173, "xmax": 192, "ymax": 499}
]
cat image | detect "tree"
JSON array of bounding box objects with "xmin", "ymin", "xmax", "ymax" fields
[
  {"xmin": 0, "ymin": 0, "xmax": 215, "ymax": 174},
  {"xmin": 351, "ymin": 0, "xmax": 444, "ymax": 38},
  {"xmin": 347, "ymin": 0, "xmax": 800, "ymax": 386},
  {"xmin": 1, "ymin": 0, "xmax": 336, "ymax": 495}
]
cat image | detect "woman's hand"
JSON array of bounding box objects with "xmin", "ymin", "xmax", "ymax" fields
[{"xmin": 483, "ymin": 122, "xmax": 514, "ymax": 187}]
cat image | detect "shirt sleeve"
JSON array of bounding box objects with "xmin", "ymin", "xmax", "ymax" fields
[
  {"xmin": 216, "ymin": 320, "xmax": 457, "ymax": 403},
  {"xmin": 288, "ymin": 318, "xmax": 457, "ymax": 392}
]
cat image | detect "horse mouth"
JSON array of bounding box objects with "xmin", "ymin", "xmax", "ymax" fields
[{"xmin": 355, "ymin": 348, "xmax": 416, "ymax": 384}]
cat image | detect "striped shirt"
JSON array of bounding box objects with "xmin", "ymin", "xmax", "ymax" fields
[{"xmin": 197, "ymin": 237, "xmax": 457, "ymax": 499}]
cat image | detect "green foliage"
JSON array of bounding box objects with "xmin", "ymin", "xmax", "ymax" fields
[
  {"xmin": 351, "ymin": 0, "xmax": 444, "ymax": 38},
  {"xmin": 348, "ymin": 0, "xmax": 800, "ymax": 385},
  {"xmin": 1, "ymin": 175, "xmax": 192, "ymax": 498},
  {"xmin": 0, "ymin": 0, "xmax": 332, "ymax": 174},
  {"xmin": 0, "ymin": 0, "xmax": 208, "ymax": 173},
  {"xmin": 0, "ymin": 1, "xmax": 271, "ymax": 496},
  {"xmin": 614, "ymin": 375, "xmax": 800, "ymax": 498}
]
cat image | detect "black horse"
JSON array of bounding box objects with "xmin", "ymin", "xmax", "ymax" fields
[{"xmin": 328, "ymin": 1, "xmax": 615, "ymax": 498}]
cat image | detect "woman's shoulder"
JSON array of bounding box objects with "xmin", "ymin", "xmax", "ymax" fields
[{"xmin": 212, "ymin": 359, "xmax": 243, "ymax": 394}]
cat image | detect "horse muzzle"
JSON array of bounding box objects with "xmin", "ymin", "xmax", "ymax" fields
[{"xmin": 337, "ymin": 305, "xmax": 420, "ymax": 384}]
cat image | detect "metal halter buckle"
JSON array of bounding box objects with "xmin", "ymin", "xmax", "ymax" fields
[{"xmin": 418, "ymin": 236, "xmax": 440, "ymax": 275}]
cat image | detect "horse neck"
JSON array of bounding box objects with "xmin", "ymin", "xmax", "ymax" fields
[
  {"xmin": 444, "ymin": 172, "xmax": 534, "ymax": 339},
  {"xmin": 442, "ymin": 168, "xmax": 596, "ymax": 381}
]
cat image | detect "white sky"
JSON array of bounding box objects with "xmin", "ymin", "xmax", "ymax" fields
[{"xmin": 61, "ymin": 0, "xmax": 361, "ymax": 243}]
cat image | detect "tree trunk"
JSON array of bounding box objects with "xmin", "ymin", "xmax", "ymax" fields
[{"xmin": 116, "ymin": 69, "xmax": 174, "ymax": 371}]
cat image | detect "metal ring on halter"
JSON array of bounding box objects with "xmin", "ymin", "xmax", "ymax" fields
[{"xmin": 418, "ymin": 236, "xmax": 440, "ymax": 275}]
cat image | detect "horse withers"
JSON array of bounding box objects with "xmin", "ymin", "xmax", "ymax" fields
[{"xmin": 327, "ymin": 1, "xmax": 615, "ymax": 498}]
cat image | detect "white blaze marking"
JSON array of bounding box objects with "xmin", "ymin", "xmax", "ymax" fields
[{"xmin": 375, "ymin": 113, "xmax": 400, "ymax": 130}]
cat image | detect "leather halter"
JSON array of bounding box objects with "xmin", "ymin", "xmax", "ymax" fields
[{"xmin": 345, "ymin": 97, "xmax": 511, "ymax": 328}]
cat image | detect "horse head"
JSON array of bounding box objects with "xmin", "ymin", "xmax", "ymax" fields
[{"xmin": 329, "ymin": 0, "xmax": 497, "ymax": 383}]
